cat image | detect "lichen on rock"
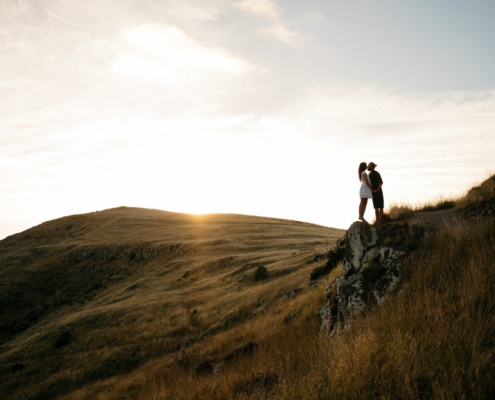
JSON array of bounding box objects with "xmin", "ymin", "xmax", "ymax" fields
[
  {"xmin": 341, "ymin": 221, "xmax": 378, "ymax": 275},
  {"xmin": 319, "ymin": 221, "xmax": 406, "ymax": 337}
]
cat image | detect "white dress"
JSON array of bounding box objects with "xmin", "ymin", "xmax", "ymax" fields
[{"xmin": 359, "ymin": 171, "xmax": 373, "ymax": 199}]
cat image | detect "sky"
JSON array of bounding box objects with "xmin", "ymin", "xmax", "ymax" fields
[{"xmin": 1, "ymin": 0, "xmax": 495, "ymax": 239}]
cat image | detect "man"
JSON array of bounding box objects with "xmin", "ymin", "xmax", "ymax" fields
[{"xmin": 367, "ymin": 162, "xmax": 383, "ymax": 226}]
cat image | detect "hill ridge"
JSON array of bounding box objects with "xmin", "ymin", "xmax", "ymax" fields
[
  {"xmin": 1, "ymin": 174, "xmax": 494, "ymax": 399},
  {"xmin": 0, "ymin": 207, "xmax": 344, "ymax": 399}
]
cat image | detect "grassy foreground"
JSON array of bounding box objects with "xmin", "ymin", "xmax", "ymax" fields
[
  {"xmin": 111, "ymin": 218, "xmax": 495, "ymax": 400},
  {"xmin": 0, "ymin": 209, "xmax": 343, "ymax": 399},
  {"xmin": 141, "ymin": 177, "xmax": 495, "ymax": 399},
  {"xmin": 64, "ymin": 175, "xmax": 495, "ymax": 400},
  {"xmin": 1, "ymin": 175, "xmax": 494, "ymax": 399}
]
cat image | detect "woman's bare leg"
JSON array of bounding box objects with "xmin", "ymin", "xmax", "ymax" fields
[{"xmin": 359, "ymin": 198, "xmax": 368, "ymax": 221}]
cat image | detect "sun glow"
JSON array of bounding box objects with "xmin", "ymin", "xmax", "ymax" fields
[{"xmin": 1, "ymin": 1, "xmax": 494, "ymax": 239}]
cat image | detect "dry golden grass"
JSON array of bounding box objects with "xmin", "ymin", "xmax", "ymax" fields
[
  {"xmin": 2, "ymin": 174, "xmax": 495, "ymax": 400},
  {"xmin": 385, "ymin": 196, "xmax": 458, "ymax": 223},
  {"xmin": 456, "ymin": 172, "xmax": 495, "ymax": 211},
  {"xmin": 0, "ymin": 207, "xmax": 343, "ymax": 400},
  {"xmin": 384, "ymin": 201, "xmax": 415, "ymax": 221},
  {"xmin": 122, "ymin": 212, "xmax": 494, "ymax": 400}
]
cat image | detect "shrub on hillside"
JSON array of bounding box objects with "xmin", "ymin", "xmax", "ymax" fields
[
  {"xmin": 54, "ymin": 330, "xmax": 72, "ymax": 349},
  {"xmin": 418, "ymin": 199, "xmax": 456, "ymax": 212},
  {"xmin": 378, "ymin": 220, "xmax": 427, "ymax": 252},
  {"xmin": 310, "ymin": 237, "xmax": 345, "ymax": 281},
  {"xmin": 457, "ymin": 174, "xmax": 495, "ymax": 217},
  {"xmin": 383, "ymin": 202, "xmax": 414, "ymax": 222},
  {"xmin": 254, "ymin": 266, "xmax": 269, "ymax": 281}
]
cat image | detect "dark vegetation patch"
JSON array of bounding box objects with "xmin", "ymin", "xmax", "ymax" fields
[
  {"xmin": 418, "ymin": 200, "xmax": 456, "ymax": 212},
  {"xmin": 283, "ymin": 310, "xmax": 300, "ymax": 324},
  {"xmin": 377, "ymin": 221, "xmax": 427, "ymax": 253},
  {"xmin": 194, "ymin": 342, "xmax": 258, "ymax": 377},
  {"xmin": 31, "ymin": 349, "xmax": 145, "ymax": 400},
  {"xmin": 253, "ymin": 266, "xmax": 269, "ymax": 281},
  {"xmin": 462, "ymin": 193, "xmax": 495, "ymax": 219},
  {"xmin": 195, "ymin": 360, "xmax": 215, "ymax": 376},
  {"xmin": 223, "ymin": 341, "xmax": 257, "ymax": 363},
  {"xmin": 54, "ymin": 331, "xmax": 72, "ymax": 349},
  {"xmin": 11, "ymin": 363, "xmax": 25, "ymax": 373},
  {"xmin": 234, "ymin": 372, "xmax": 279, "ymax": 396},
  {"xmin": 0, "ymin": 259, "xmax": 133, "ymax": 343},
  {"xmin": 82, "ymin": 348, "xmax": 143, "ymax": 382},
  {"xmin": 310, "ymin": 236, "xmax": 345, "ymax": 281}
]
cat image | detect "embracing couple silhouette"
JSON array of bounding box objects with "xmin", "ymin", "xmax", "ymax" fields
[{"xmin": 358, "ymin": 162, "xmax": 384, "ymax": 227}]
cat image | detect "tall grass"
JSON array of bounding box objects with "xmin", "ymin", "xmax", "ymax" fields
[
  {"xmin": 65, "ymin": 175, "xmax": 495, "ymax": 399},
  {"xmin": 385, "ymin": 195, "xmax": 458, "ymax": 223},
  {"xmin": 121, "ymin": 217, "xmax": 495, "ymax": 400},
  {"xmin": 6, "ymin": 181, "xmax": 495, "ymax": 399},
  {"xmin": 384, "ymin": 201, "xmax": 415, "ymax": 222}
]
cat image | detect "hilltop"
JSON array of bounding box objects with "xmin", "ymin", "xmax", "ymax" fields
[
  {"xmin": 0, "ymin": 207, "xmax": 343, "ymax": 399},
  {"xmin": 1, "ymin": 173, "xmax": 494, "ymax": 399}
]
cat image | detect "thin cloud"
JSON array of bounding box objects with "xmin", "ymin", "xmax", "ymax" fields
[
  {"xmin": 235, "ymin": 0, "xmax": 305, "ymax": 45},
  {"xmin": 258, "ymin": 22, "xmax": 305, "ymax": 45},
  {"xmin": 112, "ymin": 24, "xmax": 254, "ymax": 82},
  {"xmin": 236, "ymin": 0, "xmax": 280, "ymax": 18}
]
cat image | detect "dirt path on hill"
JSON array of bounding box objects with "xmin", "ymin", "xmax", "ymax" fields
[{"xmin": 413, "ymin": 208, "xmax": 462, "ymax": 230}]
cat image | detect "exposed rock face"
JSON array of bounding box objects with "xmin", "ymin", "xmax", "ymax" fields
[
  {"xmin": 373, "ymin": 264, "xmax": 401, "ymax": 305},
  {"xmin": 341, "ymin": 221, "xmax": 379, "ymax": 275},
  {"xmin": 335, "ymin": 274, "xmax": 365, "ymax": 329},
  {"xmin": 319, "ymin": 221, "xmax": 405, "ymax": 337}
]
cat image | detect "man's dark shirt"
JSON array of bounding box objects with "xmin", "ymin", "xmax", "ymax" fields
[{"xmin": 369, "ymin": 171, "xmax": 383, "ymax": 193}]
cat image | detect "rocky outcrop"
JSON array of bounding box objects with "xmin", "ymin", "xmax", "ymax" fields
[
  {"xmin": 341, "ymin": 222, "xmax": 378, "ymax": 275},
  {"xmin": 319, "ymin": 221, "xmax": 405, "ymax": 337}
]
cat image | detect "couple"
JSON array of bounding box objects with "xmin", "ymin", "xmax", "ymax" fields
[{"xmin": 358, "ymin": 162, "xmax": 384, "ymax": 226}]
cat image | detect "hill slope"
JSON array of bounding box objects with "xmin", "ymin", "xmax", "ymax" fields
[{"xmin": 0, "ymin": 207, "xmax": 344, "ymax": 399}]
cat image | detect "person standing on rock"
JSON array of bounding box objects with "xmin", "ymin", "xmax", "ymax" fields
[
  {"xmin": 358, "ymin": 162, "xmax": 373, "ymax": 222},
  {"xmin": 368, "ymin": 162, "xmax": 384, "ymax": 226}
]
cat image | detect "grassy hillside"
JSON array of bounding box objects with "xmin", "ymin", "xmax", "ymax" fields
[
  {"xmin": 1, "ymin": 174, "xmax": 494, "ymax": 400},
  {"xmin": 144, "ymin": 175, "xmax": 493, "ymax": 400},
  {"xmin": 0, "ymin": 208, "xmax": 344, "ymax": 399}
]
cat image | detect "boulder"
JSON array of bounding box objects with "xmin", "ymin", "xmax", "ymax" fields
[
  {"xmin": 373, "ymin": 259, "xmax": 402, "ymax": 305},
  {"xmin": 336, "ymin": 274, "xmax": 365, "ymax": 328},
  {"xmin": 341, "ymin": 221, "xmax": 378, "ymax": 275},
  {"xmin": 318, "ymin": 300, "xmax": 336, "ymax": 337},
  {"xmin": 319, "ymin": 274, "xmax": 365, "ymax": 337},
  {"xmin": 319, "ymin": 222, "xmax": 406, "ymax": 337}
]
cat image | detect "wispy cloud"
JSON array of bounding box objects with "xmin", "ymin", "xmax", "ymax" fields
[
  {"xmin": 236, "ymin": 0, "xmax": 280, "ymax": 18},
  {"xmin": 112, "ymin": 24, "xmax": 254, "ymax": 84},
  {"xmin": 258, "ymin": 22, "xmax": 305, "ymax": 45},
  {"xmin": 235, "ymin": 0, "xmax": 305, "ymax": 45}
]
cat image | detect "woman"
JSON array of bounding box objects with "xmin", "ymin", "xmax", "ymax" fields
[{"xmin": 358, "ymin": 162, "xmax": 373, "ymax": 222}]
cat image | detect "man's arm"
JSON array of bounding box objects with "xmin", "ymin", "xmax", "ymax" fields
[{"xmin": 373, "ymin": 172, "xmax": 383, "ymax": 192}]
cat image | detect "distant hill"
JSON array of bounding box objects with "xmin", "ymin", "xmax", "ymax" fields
[
  {"xmin": 2, "ymin": 171, "xmax": 494, "ymax": 400},
  {"xmin": 0, "ymin": 207, "xmax": 344, "ymax": 399}
]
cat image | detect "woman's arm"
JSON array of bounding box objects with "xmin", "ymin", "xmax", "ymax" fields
[{"xmin": 363, "ymin": 174, "xmax": 372, "ymax": 190}]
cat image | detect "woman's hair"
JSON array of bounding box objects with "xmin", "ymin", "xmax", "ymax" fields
[{"xmin": 358, "ymin": 162, "xmax": 367, "ymax": 181}]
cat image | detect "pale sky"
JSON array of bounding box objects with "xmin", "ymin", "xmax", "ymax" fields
[{"xmin": 1, "ymin": 0, "xmax": 495, "ymax": 239}]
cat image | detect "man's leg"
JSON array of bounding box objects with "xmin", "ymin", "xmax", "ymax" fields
[
  {"xmin": 373, "ymin": 193, "xmax": 384, "ymax": 226},
  {"xmin": 377, "ymin": 208, "xmax": 383, "ymax": 226}
]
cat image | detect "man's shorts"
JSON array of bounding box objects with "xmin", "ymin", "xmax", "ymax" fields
[{"xmin": 372, "ymin": 192, "xmax": 384, "ymax": 209}]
